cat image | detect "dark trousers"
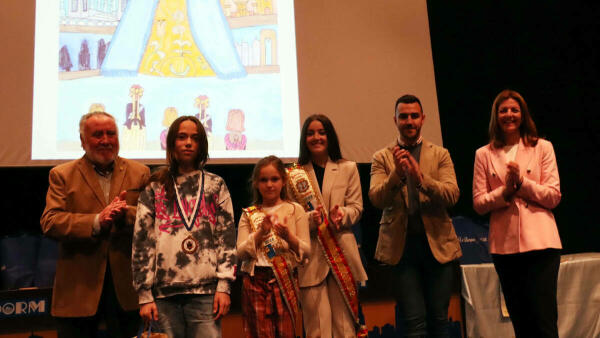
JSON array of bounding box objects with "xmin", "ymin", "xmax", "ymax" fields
[
  {"xmin": 55, "ymin": 265, "xmax": 140, "ymax": 338},
  {"xmin": 393, "ymin": 234, "xmax": 454, "ymax": 338},
  {"xmin": 492, "ymin": 249, "xmax": 561, "ymax": 338}
]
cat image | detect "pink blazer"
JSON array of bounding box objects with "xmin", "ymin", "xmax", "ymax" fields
[{"xmin": 473, "ymin": 138, "xmax": 562, "ymax": 254}]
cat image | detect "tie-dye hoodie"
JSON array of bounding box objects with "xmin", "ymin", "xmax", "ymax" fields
[{"xmin": 132, "ymin": 169, "xmax": 237, "ymax": 304}]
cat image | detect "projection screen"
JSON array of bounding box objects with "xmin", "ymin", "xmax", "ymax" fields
[{"xmin": 0, "ymin": 0, "xmax": 441, "ymax": 166}]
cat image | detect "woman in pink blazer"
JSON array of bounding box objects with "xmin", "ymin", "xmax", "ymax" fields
[
  {"xmin": 295, "ymin": 114, "xmax": 367, "ymax": 338},
  {"xmin": 473, "ymin": 89, "xmax": 561, "ymax": 338}
]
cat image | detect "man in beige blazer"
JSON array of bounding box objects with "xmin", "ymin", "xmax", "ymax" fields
[
  {"xmin": 369, "ymin": 94, "xmax": 461, "ymax": 337},
  {"xmin": 40, "ymin": 111, "xmax": 149, "ymax": 338}
]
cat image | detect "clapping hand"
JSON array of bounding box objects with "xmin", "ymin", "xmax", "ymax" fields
[
  {"xmin": 272, "ymin": 214, "xmax": 291, "ymax": 241},
  {"xmin": 392, "ymin": 146, "xmax": 408, "ymax": 178},
  {"xmin": 256, "ymin": 214, "xmax": 274, "ymax": 244},
  {"xmin": 506, "ymin": 161, "xmax": 521, "ymax": 188},
  {"xmin": 393, "ymin": 146, "xmax": 423, "ymax": 184},
  {"xmin": 503, "ymin": 161, "xmax": 522, "ymax": 200},
  {"xmin": 311, "ymin": 205, "xmax": 324, "ymax": 225},
  {"xmin": 98, "ymin": 190, "xmax": 128, "ymax": 231},
  {"xmin": 329, "ymin": 205, "xmax": 344, "ymax": 231}
]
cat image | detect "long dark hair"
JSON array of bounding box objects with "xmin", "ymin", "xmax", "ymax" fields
[
  {"xmin": 298, "ymin": 114, "xmax": 342, "ymax": 165},
  {"xmin": 150, "ymin": 116, "xmax": 208, "ymax": 201},
  {"xmin": 489, "ymin": 89, "xmax": 538, "ymax": 148},
  {"xmin": 250, "ymin": 155, "xmax": 288, "ymax": 205}
]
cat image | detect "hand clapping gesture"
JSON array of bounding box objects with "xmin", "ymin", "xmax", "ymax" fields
[
  {"xmin": 268, "ymin": 213, "xmax": 301, "ymax": 255},
  {"xmin": 393, "ymin": 146, "xmax": 408, "ymax": 178},
  {"xmin": 329, "ymin": 205, "xmax": 345, "ymax": 231},
  {"xmin": 271, "ymin": 214, "xmax": 291, "ymax": 242},
  {"xmin": 311, "ymin": 205, "xmax": 324, "ymax": 226},
  {"xmin": 393, "ymin": 146, "xmax": 423, "ymax": 185},
  {"xmin": 255, "ymin": 214, "xmax": 274, "ymax": 244},
  {"xmin": 98, "ymin": 190, "xmax": 128, "ymax": 232},
  {"xmin": 257, "ymin": 213, "xmax": 292, "ymax": 243},
  {"xmin": 503, "ymin": 161, "xmax": 522, "ymax": 200}
]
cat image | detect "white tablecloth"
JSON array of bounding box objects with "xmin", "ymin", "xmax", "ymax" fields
[{"xmin": 461, "ymin": 253, "xmax": 600, "ymax": 338}]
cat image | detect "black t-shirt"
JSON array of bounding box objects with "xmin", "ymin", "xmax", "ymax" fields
[{"xmin": 312, "ymin": 162, "xmax": 325, "ymax": 191}]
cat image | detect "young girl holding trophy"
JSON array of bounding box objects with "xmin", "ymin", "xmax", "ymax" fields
[{"xmin": 236, "ymin": 155, "xmax": 310, "ymax": 338}]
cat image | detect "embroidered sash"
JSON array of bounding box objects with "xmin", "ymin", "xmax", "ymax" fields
[
  {"xmin": 242, "ymin": 205, "xmax": 302, "ymax": 331},
  {"xmin": 286, "ymin": 164, "xmax": 360, "ymax": 324}
]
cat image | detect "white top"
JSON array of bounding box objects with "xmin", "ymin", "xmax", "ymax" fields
[{"xmin": 503, "ymin": 142, "xmax": 518, "ymax": 162}]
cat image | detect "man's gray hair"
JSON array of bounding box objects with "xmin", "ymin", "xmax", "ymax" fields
[{"xmin": 79, "ymin": 111, "xmax": 117, "ymax": 135}]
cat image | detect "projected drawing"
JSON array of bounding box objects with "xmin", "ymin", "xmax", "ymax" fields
[
  {"xmin": 221, "ymin": 0, "xmax": 274, "ymax": 17},
  {"xmin": 34, "ymin": 0, "xmax": 298, "ymax": 160},
  {"xmin": 224, "ymin": 109, "xmax": 247, "ymax": 150},
  {"xmin": 121, "ymin": 84, "xmax": 147, "ymax": 151},
  {"xmin": 78, "ymin": 40, "xmax": 91, "ymax": 71},
  {"xmin": 194, "ymin": 95, "xmax": 213, "ymax": 147},
  {"xmin": 59, "ymin": 46, "xmax": 73, "ymax": 72},
  {"xmin": 161, "ymin": 107, "xmax": 179, "ymax": 150},
  {"xmin": 103, "ymin": 0, "xmax": 246, "ymax": 79},
  {"xmin": 88, "ymin": 103, "xmax": 106, "ymax": 114}
]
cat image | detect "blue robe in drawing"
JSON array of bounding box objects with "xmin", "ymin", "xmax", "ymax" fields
[{"xmin": 101, "ymin": 0, "xmax": 246, "ymax": 79}]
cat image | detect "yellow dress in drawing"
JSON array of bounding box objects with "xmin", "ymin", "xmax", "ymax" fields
[{"xmin": 138, "ymin": 0, "xmax": 216, "ymax": 77}]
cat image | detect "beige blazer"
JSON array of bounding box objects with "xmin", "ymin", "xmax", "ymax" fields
[
  {"xmin": 296, "ymin": 159, "xmax": 368, "ymax": 288},
  {"xmin": 236, "ymin": 202, "xmax": 310, "ymax": 275},
  {"xmin": 40, "ymin": 156, "xmax": 149, "ymax": 317},
  {"xmin": 473, "ymin": 138, "xmax": 562, "ymax": 254},
  {"xmin": 369, "ymin": 140, "xmax": 462, "ymax": 265}
]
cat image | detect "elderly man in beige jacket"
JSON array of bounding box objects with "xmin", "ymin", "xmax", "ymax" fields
[{"xmin": 41, "ymin": 111, "xmax": 149, "ymax": 338}]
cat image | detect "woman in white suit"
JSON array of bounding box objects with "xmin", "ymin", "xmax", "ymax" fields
[{"xmin": 295, "ymin": 114, "xmax": 367, "ymax": 338}]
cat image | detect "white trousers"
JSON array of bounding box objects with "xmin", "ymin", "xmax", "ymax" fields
[{"xmin": 300, "ymin": 272, "xmax": 356, "ymax": 338}]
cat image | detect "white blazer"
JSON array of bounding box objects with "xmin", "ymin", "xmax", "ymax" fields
[{"xmin": 296, "ymin": 159, "xmax": 368, "ymax": 287}]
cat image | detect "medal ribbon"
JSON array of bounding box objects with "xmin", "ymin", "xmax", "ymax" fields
[
  {"xmin": 173, "ymin": 171, "xmax": 205, "ymax": 231},
  {"xmin": 286, "ymin": 163, "xmax": 360, "ymax": 324},
  {"xmin": 243, "ymin": 206, "xmax": 301, "ymax": 331}
]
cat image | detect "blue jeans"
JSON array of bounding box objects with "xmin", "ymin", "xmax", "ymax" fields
[
  {"xmin": 393, "ymin": 234, "xmax": 454, "ymax": 337},
  {"xmin": 155, "ymin": 294, "xmax": 221, "ymax": 338}
]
